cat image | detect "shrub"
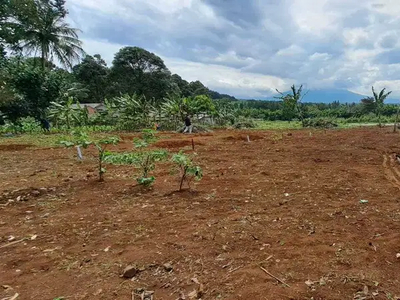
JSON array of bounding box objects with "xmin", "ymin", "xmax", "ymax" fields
[{"xmin": 303, "ymin": 118, "xmax": 338, "ymax": 128}]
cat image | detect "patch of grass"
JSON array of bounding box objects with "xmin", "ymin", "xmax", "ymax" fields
[
  {"xmin": 0, "ymin": 131, "xmax": 123, "ymax": 148},
  {"xmin": 0, "ymin": 133, "xmax": 70, "ymax": 147},
  {"xmin": 253, "ymin": 120, "xmax": 302, "ymax": 130}
]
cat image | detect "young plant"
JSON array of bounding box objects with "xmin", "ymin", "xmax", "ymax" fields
[
  {"xmin": 106, "ymin": 150, "xmax": 168, "ymax": 187},
  {"xmin": 106, "ymin": 132, "xmax": 167, "ymax": 187},
  {"xmin": 60, "ymin": 131, "xmax": 120, "ymax": 182},
  {"xmin": 171, "ymin": 151, "xmax": 203, "ymax": 191},
  {"xmin": 94, "ymin": 137, "xmax": 120, "ymax": 181}
]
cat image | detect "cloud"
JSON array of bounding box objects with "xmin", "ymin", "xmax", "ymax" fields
[{"xmin": 67, "ymin": 0, "xmax": 400, "ymax": 98}]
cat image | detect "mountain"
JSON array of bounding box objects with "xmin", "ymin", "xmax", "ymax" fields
[{"xmin": 252, "ymin": 89, "xmax": 398, "ymax": 104}]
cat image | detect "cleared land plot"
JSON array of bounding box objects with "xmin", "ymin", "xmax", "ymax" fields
[{"xmin": 1, "ymin": 128, "xmax": 400, "ymax": 300}]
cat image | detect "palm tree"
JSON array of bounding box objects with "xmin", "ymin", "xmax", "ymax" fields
[
  {"xmin": 361, "ymin": 86, "xmax": 392, "ymax": 127},
  {"xmin": 13, "ymin": 0, "xmax": 85, "ymax": 70}
]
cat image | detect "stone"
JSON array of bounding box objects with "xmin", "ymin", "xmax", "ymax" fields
[
  {"xmin": 122, "ymin": 265, "xmax": 140, "ymax": 278},
  {"xmin": 163, "ymin": 263, "xmax": 173, "ymax": 272},
  {"xmin": 31, "ymin": 190, "xmax": 40, "ymax": 196}
]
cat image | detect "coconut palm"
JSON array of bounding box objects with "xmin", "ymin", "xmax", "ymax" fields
[
  {"xmin": 13, "ymin": 0, "xmax": 85, "ymax": 70},
  {"xmin": 361, "ymin": 86, "xmax": 392, "ymax": 127}
]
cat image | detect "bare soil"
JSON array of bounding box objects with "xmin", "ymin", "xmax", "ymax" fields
[{"xmin": 1, "ymin": 128, "xmax": 400, "ymax": 300}]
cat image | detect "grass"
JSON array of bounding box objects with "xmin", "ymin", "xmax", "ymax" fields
[
  {"xmin": 0, "ymin": 133, "xmax": 69, "ymax": 147},
  {"xmin": 0, "ymin": 121, "xmax": 394, "ymax": 148},
  {"xmin": 253, "ymin": 120, "xmax": 302, "ymax": 130},
  {"xmin": 0, "ymin": 132, "xmax": 123, "ymax": 147}
]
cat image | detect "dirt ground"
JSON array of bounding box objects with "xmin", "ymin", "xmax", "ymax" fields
[{"xmin": 1, "ymin": 128, "xmax": 400, "ymax": 300}]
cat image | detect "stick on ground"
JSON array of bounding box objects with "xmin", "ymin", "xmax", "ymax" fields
[
  {"xmin": 0, "ymin": 239, "xmax": 26, "ymax": 249},
  {"xmin": 259, "ymin": 266, "xmax": 290, "ymax": 288}
]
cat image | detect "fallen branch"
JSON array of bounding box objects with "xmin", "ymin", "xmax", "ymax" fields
[
  {"xmin": 259, "ymin": 266, "xmax": 290, "ymax": 288},
  {"xmin": 228, "ymin": 265, "xmax": 243, "ymax": 273},
  {"xmin": 1, "ymin": 293, "xmax": 20, "ymax": 300},
  {"xmin": 10, "ymin": 294, "xmax": 19, "ymax": 300},
  {"xmin": 0, "ymin": 239, "xmax": 26, "ymax": 249}
]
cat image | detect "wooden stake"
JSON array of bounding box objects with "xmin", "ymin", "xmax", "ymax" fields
[
  {"xmin": 192, "ymin": 138, "xmax": 195, "ymax": 151},
  {"xmin": 259, "ymin": 266, "xmax": 290, "ymax": 287},
  {"xmin": 247, "ymin": 135, "xmax": 250, "ymax": 142}
]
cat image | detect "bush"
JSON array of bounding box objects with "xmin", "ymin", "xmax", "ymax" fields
[
  {"xmin": 233, "ymin": 118, "xmax": 256, "ymax": 129},
  {"xmin": 303, "ymin": 118, "xmax": 338, "ymax": 128}
]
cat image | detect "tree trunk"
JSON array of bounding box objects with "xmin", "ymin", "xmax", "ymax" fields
[
  {"xmin": 98, "ymin": 149, "xmax": 105, "ymax": 182},
  {"xmin": 378, "ymin": 110, "xmax": 382, "ymax": 128},
  {"xmin": 394, "ymin": 105, "xmax": 400, "ymax": 133},
  {"xmin": 179, "ymin": 167, "xmax": 188, "ymax": 191}
]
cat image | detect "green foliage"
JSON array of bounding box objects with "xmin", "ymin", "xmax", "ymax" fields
[
  {"xmin": 0, "ymin": 59, "xmax": 67, "ymax": 122},
  {"xmin": 60, "ymin": 131, "xmax": 119, "ymax": 181},
  {"xmin": 140, "ymin": 129, "xmax": 157, "ymax": 143},
  {"xmin": 9, "ymin": 0, "xmax": 84, "ymax": 69},
  {"xmin": 361, "ymin": 86, "xmax": 392, "ymax": 127},
  {"xmin": 72, "ymin": 54, "xmax": 109, "ymax": 103},
  {"xmin": 48, "ymin": 97, "xmax": 89, "ymax": 128},
  {"xmin": 303, "ymin": 118, "xmax": 338, "ymax": 128},
  {"xmin": 109, "ymin": 46, "xmax": 172, "ymax": 100},
  {"xmin": 171, "ymin": 151, "xmax": 203, "ymax": 191},
  {"xmin": 106, "ymin": 149, "xmax": 168, "ymax": 187},
  {"xmin": 275, "ymin": 84, "xmax": 307, "ymax": 126},
  {"xmin": 105, "ymin": 131, "xmax": 167, "ymax": 186},
  {"xmin": 111, "ymin": 94, "xmax": 155, "ymax": 130}
]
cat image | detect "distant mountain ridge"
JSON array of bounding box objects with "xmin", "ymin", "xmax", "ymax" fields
[{"xmin": 248, "ymin": 89, "xmax": 398, "ymax": 104}]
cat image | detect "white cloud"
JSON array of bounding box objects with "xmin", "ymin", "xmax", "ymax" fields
[
  {"xmin": 80, "ymin": 38, "xmax": 290, "ymax": 98},
  {"xmin": 309, "ymin": 52, "xmax": 332, "ymax": 61},
  {"xmin": 67, "ymin": 0, "xmax": 400, "ymax": 98}
]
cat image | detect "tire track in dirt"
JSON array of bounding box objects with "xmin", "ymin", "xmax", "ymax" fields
[{"xmin": 383, "ymin": 154, "xmax": 400, "ymax": 189}]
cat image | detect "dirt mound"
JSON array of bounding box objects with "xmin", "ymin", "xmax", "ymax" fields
[
  {"xmin": 154, "ymin": 139, "xmax": 205, "ymax": 149},
  {"xmin": 0, "ymin": 144, "xmax": 33, "ymax": 151},
  {"xmin": 223, "ymin": 133, "xmax": 265, "ymax": 141}
]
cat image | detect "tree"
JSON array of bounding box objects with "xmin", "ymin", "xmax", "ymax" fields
[
  {"xmin": 110, "ymin": 47, "xmax": 172, "ymax": 101},
  {"xmin": 361, "ymin": 86, "xmax": 392, "ymax": 127},
  {"xmin": 73, "ymin": 54, "xmax": 109, "ymax": 103},
  {"xmin": 281, "ymin": 95, "xmax": 297, "ymax": 121},
  {"xmin": 11, "ymin": 0, "xmax": 84, "ymax": 69},
  {"xmin": 189, "ymin": 80, "xmax": 210, "ymax": 97},
  {"xmin": 0, "ymin": 0, "xmax": 34, "ymax": 56},
  {"xmin": 0, "ymin": 58, "xmax": 67, "ymax": 121},
  {"xmin": 171, "ymin": 74, "xmax": 191, "ymax": 97},
  {"xmin": 276, "ymin": 84, "xmax": 307, "ymax": 126},
  {"xmin": 394, "ymin": 104, "xmax": 400, "ymax": 133}
]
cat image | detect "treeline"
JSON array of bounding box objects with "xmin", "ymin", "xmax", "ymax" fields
[
  {"xmin": 235, "ymin": 100, "xmax": 400, "ymax": 122},
  {"xmin": 0, "ymin": 0, "xmax": 235, "ymax": 125}
]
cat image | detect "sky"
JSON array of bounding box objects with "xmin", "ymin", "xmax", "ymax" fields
[{"xmin": 66, "ymin": 0, "xmax": 400, "ymax": 99}]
